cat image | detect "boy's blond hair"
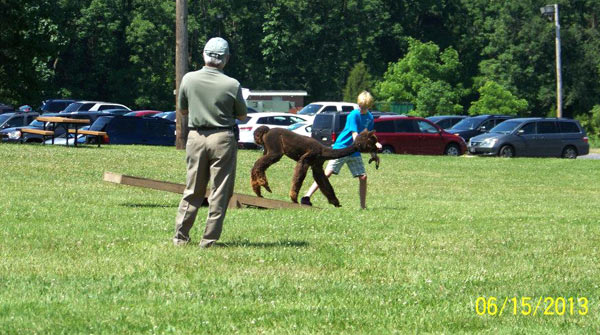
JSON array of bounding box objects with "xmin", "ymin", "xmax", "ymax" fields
[{"xmin": 357, "ymin": 91, "xmax": 374, "ymax": 109}]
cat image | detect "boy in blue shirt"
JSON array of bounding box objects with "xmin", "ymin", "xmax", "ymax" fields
[{"xmin": 301, "ymin": 91, "xmax": 381, "ymax": 209}]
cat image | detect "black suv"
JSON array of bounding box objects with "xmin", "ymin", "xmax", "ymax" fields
[
  {"xmin": 0, "ymin": 111, "xmax": 40, "ymax": 130},
  {"xmin": 38, "ymin": 99, "xmax": 75, "ymax": 114},
  {"xmin": 447, "ymin": 114, "xmax": 514, "ymax": 142},
  {"xmin": 0, "ymin": 102, "xmax": 14, "ymax": 114},
  {"xmin": 311, "ymin": 111, "xmax": 393, "ymax": 146},
  {"xmin": 88, "ymin": 116, "xmax": 175, "ymax": 145}
]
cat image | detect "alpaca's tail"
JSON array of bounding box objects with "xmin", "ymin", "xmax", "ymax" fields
[{"xmin": 253, "ymin": 125, "xmax": 270, "ymax": 146}]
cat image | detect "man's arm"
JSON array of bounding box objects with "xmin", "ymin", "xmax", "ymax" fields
[{"xmin": 234, "ymin": 85, "xmax": 247, "ymax": 121}]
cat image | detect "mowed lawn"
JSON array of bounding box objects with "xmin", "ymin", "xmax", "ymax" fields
[{"xmin": 1, "ymin": 144, "xmax": 599, "ymax": 334}]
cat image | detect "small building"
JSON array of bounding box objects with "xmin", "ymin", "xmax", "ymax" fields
[{"xmin": 244, "ymin": 90, "xmax": 308, "ymax": 113}]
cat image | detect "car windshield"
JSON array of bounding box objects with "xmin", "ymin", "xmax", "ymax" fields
[
  {"xmin": 297, "ymin": 104, "xmax": 322, "ymax": 116},
  {"xmin": 29, "ymin": 119, "xmax": 45, "ymax": 127},
  {"xmin": 63, "ymin": 103, "xmax": 83, "ymax": 113},
  {"xmin": 451, "ymin": 117, "xmax": 483, "ymax": 131},
  {"xmin": 0, "ymin": 114, "xmax": 11, "ymax": 125},
  {"xmin": 90, "ymin": 117, "xmax": 112, "ymax": 131},
  {"xmin": 287, "ymin": 122, "xmax": 306, "ymax": 131},
  {"xmin": 489, "ymin": 120, "xmax": 522, "ymax": 134}
]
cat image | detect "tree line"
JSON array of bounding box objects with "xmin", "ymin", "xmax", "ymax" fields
[{"xmin": 1, "ymin": 0, "xmax": 599, "ymax": 130}]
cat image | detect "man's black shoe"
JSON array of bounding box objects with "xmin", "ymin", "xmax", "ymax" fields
[{"xmin": 300, "ymin": 196, "xmax": 312, "ymax": 206}]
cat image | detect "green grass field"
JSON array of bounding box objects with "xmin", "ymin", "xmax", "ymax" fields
[{"xmin": 1, "ymin": 144, "xmax": 599, "ymax": 334}]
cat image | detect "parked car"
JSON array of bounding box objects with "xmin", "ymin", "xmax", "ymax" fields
[
  {"xmin": 1, "ymin": 113, "xmax": 59, "ymax": 142},
  {"xmin": 373, "ymin": 115, "xmax": 467, "ymax": 156},
  {"xmin": 38, "ymin": 99, "xmax": 75, "ymax": 114},
  {"xmin": 426, "ymin": 115, "xmax": 467, "ymax": 130},
  {"xmin": 0, "ymin": 111, "xmax": 40, "ymax": 130},
  {"xmin": 61, "ymin": 101, "xmax": 131, "ymax": 113},
  {"xmin": 310, "ymin": 111, "xmax": 394, "ymax": 147},
  {"xmin": 287, "ymin": 122, "xmax": 312, "ymax": 137},
  {"xmin": 124, "ymin": 110, "xmax": 162, "ymax": 117},
  {"xmin": 468, "ymin": 118, "xmax": 589, "ymax": 158},
  {"xmin": 86, "ymin": 115, "xmax": 176, "ymax": 145},
  {"xmin": 0, "ymin": 102, "xmax": 14, "ymax": 114},
  {"xmin": 237, "ymin": 112, "xmax": 309, "ymax": 148},
  {"xmin": 153, "ymin": 111, "xmax": 176, "ymax": 122},
  {"xmin": 98, "ymin": 108, "xmax": 131, "ymax": 116},
  {"xmin": 447, "ymin": 114, "xmax": 514, "ymax": 142},
  {"xmin": 296, "ymin": 101, "xmax": 359, "ymax": 122}
]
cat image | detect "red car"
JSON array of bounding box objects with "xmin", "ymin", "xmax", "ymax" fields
[
  {"xmin": 124, "ymin": 110, "xmax": 162, "ymax": 117},
  {"xmin": 373, "ymin": 116, "xmax": 467, "ymax": 155}
]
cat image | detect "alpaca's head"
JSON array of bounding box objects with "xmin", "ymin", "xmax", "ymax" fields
[{"xmin": 354, "ymin": 130, "xmax": 378, "ymax": 153}]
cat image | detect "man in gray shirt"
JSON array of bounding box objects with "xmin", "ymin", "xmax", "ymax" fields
[{"xmin": 173, "ymin": 37, "xmax": 247, "ymax": 248}]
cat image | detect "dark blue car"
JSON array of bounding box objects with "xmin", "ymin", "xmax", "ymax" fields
[
  {"xmin": 88, "ymin": 115, "xmax": 175, "ymax": 145},
  {"xmin": 447, "ymin": 115, "xmax": 513, "ymax": 142}
]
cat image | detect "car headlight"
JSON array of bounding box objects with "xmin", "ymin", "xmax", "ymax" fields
[
  {"xmin": 480, "ymin": 138, "xmax": 498, "ymax": 148},
  {"xmin": 8, "ymin": 130, "xmax": 21, "ymax": 139}
]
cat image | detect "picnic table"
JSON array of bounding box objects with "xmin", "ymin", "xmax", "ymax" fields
[{"xmin": 20, "ymin": 116, "xmax": 90, "ymax": 147}]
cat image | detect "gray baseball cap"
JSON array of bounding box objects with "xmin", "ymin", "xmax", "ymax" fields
[{"xmin": 204, "ymin": 37, "xmax": 229, "ymax": 59}]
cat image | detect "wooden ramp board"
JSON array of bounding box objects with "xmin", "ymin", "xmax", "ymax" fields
[{"xmin": 103, "ymin": 171, "xmax": 313, "ymax": 209}]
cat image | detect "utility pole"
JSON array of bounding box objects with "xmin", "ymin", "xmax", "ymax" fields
[
  {"xmin": 553, "ymin": 4, "xmax": 563, "ymax": 118},
  {"xmin": 540, "ymin": 4, "xmax": 563, "ymax": 118},
  {"xmin": 175, "ymin": 0, "xmax": 188, "ymax": 149}
]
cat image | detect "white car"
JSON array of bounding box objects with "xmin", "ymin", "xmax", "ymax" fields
[
  {"xmin": 287, "ymin": 122, "xmax": 312, "ymax": 137},
  {"xmin": 296, "ymin": 101, "xmax": 359, "ymax": 122},
  {"xmin": 238, "ymin": 112, "xmax": 310, "ymax": 148},
  {"xmin": 61, "ymin": 101, "xmax": 131, "ymax": 114}
]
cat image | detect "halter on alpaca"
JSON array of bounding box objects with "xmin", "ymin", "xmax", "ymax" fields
[{"xmin": 250, "ymin": 126, "xmax": 379, "ymax": 207}]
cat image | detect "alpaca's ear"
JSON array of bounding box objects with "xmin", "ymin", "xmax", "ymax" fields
[{"xmin": 359, "ymin": 129, "xmax": 368, "ymax": 135}]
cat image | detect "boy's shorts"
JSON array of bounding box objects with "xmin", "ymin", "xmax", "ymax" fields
[{"xmin": 326, "ymin": 155, "xmax": 366, "ymax": 177}]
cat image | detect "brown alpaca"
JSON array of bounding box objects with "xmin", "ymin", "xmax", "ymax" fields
[{"xmin": 250, "ymin": 125, "xmax": 379, "ymax": 207}]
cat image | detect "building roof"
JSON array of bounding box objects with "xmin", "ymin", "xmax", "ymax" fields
[{"xmin": 246, "ymin": 90, "xmax": 308, "ymax": 97}]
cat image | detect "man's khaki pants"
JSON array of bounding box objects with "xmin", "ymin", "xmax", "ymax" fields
[{"xmin": 174, "ymin": 129, "xmax": 237, "ymax": 245}]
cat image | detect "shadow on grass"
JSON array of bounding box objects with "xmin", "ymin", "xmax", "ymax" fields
[
  {"xmin": 216, "ymin": 240, "xmax": 309, "ymax": 248},
  {"xmin": 121, "ymin": 203, "xmax": 178, "ymax": 208}
]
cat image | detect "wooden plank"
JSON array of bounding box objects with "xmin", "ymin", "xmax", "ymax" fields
[
  {"xmin": 102, "ymin": 172, "xmax": 313, "ymax": 209},
  {"xmin": 103, "ymin": 171, "xmax": 185, "ymax": 194},
  {"xmin": 37, "ymin": 116, "xmax": 90, "ymax": 124},
  {"xmin": 68, "ymin": 129, "xmax": 107, "ymax": 136},
  {"xmin": 20, "ymin": 129, "xmax": 54, "ymax": 136}
]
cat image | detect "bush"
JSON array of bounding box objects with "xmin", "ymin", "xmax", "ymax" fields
[{"xmin": 468, "ymin": 81, "xmax": 528, "ymax": 116}]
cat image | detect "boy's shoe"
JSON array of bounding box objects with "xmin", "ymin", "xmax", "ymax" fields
[
  {"xmin": 300, "ymin": 196, "xmax": 312, "ymax": 206},
  {"xmin": 199, "ymin": 239, "xmax": 216, "ymax": 248}
]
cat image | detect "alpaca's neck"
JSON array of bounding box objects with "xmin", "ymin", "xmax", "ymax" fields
[{"xmin": 322, "ymin": 145, "xmax": 357, "ymax": 159}]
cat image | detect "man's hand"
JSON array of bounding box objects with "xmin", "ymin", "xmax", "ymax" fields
[{"xmin": 368, "ymin": 152, "xmax": 380, "ymax": 169}]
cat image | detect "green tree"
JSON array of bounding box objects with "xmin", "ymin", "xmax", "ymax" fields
[
  {"xmin": 375, "ymin": 38, "xmax": 463, "ymax": 116},
  {"xmin": 343, "ymin": 62, "xmax": 372, "ymax": 102},
  {"xmin": 576, "ymin": 105, "xmax": 600, "ymax": 139},
  {"xmin": 468, "ymin": 81, "xmax": 528, "ymax": 116}
]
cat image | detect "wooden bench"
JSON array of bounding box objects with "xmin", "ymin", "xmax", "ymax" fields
[
  {"xmin": 19, "ymin": 128, "xmax": 55, "ymax": 144},
  {"xmin": 68, "ymin": 129, "xmax": 107, "ymax": 147}
]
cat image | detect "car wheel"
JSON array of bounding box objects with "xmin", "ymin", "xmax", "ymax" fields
[
  {"xmin": 561, "ymin": 146, "xmax": 577, "ymax": 159},
  {"xmin": 498, "ymin": 145, "xmax": 515, "ymax": 158},
  {"xmin": 381, "ymin": 145, "xmax": 395, "ymax": 154},
  {"xmin": 444, "ymin": 143, "xmax": 461, "ymax": 156}
]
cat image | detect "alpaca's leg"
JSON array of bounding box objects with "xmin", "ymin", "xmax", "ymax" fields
[
  {"xmin": 289, "ymin": 156, "xmax": 311, "ymax": 203},
  {"xmin": 250, "ymin": 153, "xmax": 283, "ymax": 197},
  {"xmin": 312, "ymin": 165, "xmax": 340, "ymax": 207}
]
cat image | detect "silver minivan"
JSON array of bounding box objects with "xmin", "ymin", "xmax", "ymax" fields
[{"xmin": 468, "ymin": 118, "xmax": 589, "ymax": 158}]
